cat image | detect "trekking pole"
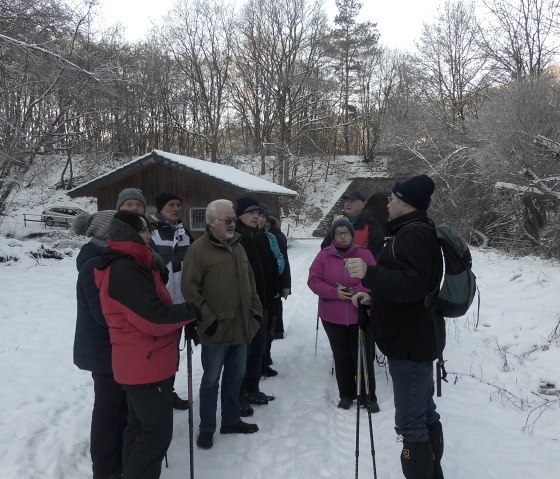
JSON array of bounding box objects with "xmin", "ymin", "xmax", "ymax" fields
[
  {"xmin": 186, "ymin": 331, "xmax": 195, "ymax": 479},
  {"xmin": 355, "ymin": 324, "xmax": 363, "ymax": 479},
  {"xmin": 314, "ymin": 311, "xmax": 319, "ymax": 356},
  {"xmin": 358, "ymin": 302, "xmax": 377, "ymax": 479}
]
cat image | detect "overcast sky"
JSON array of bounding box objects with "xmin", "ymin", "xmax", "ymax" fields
[{"xmin": 97, "ymin": 0, "xmax": 444, "ymax": 51}]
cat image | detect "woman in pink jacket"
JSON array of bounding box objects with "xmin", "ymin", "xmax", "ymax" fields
[{"xmin": 308, "ymin": 218, "xmax": 379, "ymax": 412}]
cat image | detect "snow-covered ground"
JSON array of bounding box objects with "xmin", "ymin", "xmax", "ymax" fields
[{"xmin": 1, "ymin": 236, "xmax": 558, "ymax": 478}]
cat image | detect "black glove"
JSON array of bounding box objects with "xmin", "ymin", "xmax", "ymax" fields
[
  {"xmin": 357, "ymin": 302, "xmax": 370, "ymax": 330},
  {"xmin": 184, "ymin": 322, "xmax": 200, "ymax": 346}
]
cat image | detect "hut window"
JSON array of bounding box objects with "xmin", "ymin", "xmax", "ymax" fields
[{"xmin": 190, "ymin": 208, "xmax": 206, "ymax": 231}]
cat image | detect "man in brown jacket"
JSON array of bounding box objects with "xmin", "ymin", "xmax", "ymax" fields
[{"xmin": 182, "ymin": 199, "xmax": 262, "ymax": 450}]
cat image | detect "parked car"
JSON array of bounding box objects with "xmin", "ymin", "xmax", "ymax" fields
[{"xmin": 41, "ymin": 206, "xmax": 87, "ymax": 226}]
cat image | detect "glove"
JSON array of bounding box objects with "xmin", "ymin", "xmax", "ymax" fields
[
  {"xmin": 281, "ymin": 288, "xmax": 291, "ymax": 300},
  {"xmin": 357, "ymin": 302, "xmax": 370, "ymax": 330},
  {"xmin": 184, "ymin": 322, "xmax": 200, "ymax": 346}
]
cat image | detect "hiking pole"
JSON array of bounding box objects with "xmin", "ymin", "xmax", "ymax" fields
[
  {"xmin": 358, "ymin": 302, "xmax": 377, "ymax": 479},
  {"xmin": 186, "ymin": 329, "xmax": 195, "ymax": 479},
  {"xmin": 314, "ymin": 311, "xmax": 320, "ymax": 356},
  {"xmin": 355, "ymin": 322, "xmax": 363, "ymax": 479}
]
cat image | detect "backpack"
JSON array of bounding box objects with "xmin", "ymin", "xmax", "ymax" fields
[{"xmin": 394, "ymin": 220, "xmax": 480, "ymax": 396}]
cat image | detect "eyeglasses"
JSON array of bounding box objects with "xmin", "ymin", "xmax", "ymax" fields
[
  {"xmin": 213, "ymin": 217, "xmax": 237, "ymax": 225},
  {"xmin": 334, "ymin": 231, "xmax": 352, "ymax": 238},
  {"xmin": 387, "ymin": 196, "xmax": 396, "ymax": 202}
]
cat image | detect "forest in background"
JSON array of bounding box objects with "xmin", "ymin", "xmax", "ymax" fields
[{"xmin": 1, "ymin": 0, "xmax": 560, "ymax": 258}]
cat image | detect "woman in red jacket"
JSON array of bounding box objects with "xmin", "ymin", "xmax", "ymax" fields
[{"xmin": 95, "ymin": 211, "xmax": 200, "ymax": 479}]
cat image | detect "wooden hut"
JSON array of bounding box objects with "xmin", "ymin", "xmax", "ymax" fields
[{"xmin": 68, "ymin": 150, "xmax": 297, "ymax": 237}]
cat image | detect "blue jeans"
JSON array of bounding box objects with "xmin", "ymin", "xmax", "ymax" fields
[
  {"xmin": 199, "ymin": 343, "xmax": 247, "ymax": 432},
  {"xmin": 388, "ymin": 358, "xmax": 440, "ymax": 442}
]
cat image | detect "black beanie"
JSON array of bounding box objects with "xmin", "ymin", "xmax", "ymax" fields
[
  {"xmin": 392, "ymin": 175, "xmax": 435, "ymax": 210},
  {"xmin": 155, "ymin": 191, "xmax": 182, "ymax": 212},
  {"xmin": 236, "ymin": 196, "xmax": 261, "ymax": 217},
  {"xmin": 331, "ymin": 217, "xmax": 355, "ymax": 240}
]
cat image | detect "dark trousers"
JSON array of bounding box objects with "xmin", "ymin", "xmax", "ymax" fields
[
  {"xmin": 322, "ymin": 320, "xmax": 377, "ymax": 401},
  {"xmin": 263, "ymin": 298, "xmax": 281, "ymax": 368},
  {"xmin": 91, "ymin": 373, "xmax": 127, "ymax": 479},
  {"xmin": 244, "ymin": 309, "xmax": 269, "ymax": 393},
  {"xmin": 121, "ymin": 377, "xmax": 174, "ymax": 479},
  {"xmin": 388, "ymin": 358, "xmax": 440, "ymax": 442}
]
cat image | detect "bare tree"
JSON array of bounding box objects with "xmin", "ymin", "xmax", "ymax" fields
[
  {"xmin": 480, "ymin": 0, "xmax": 560, "ymax": 80},
  {"xmin": 162, "ymin": 0, "xmax": 235, "ymax": 162}
]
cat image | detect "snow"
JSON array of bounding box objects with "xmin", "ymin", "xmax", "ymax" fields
[{"xmin": 1, "ymin": 236, "xmax": 559, "ymax": 478}]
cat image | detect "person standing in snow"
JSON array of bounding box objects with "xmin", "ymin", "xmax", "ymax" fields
[
  {"xmin": 149, "ymin": 191, "xmax": 194, "ymax": 410},
  {"xmin": 321, "ymin": 191, "xmax": 384, "ymax": 259},
  {"xmin": 346, "ymin": 175, "xmax": 445, "ymax": 479},
  {"xmin": 95, "ymin": 211, "xmax": 200, "ymax": 479},
  {"xmin": 73, "ymin": 209, "xmax": 126, "ymax": 479},
  {"xmin": 267, "ymin": 214, "xmax": 291, "ymax": 339},
  {"xmin": 234, "ymin": 197, "xmax": 279, "ymax": 411},
  {"xmin": 258, "ymin": 204, "xmax": 290, "ymax": 377},
  {"xmin": 182, "ymin": 199, "xmax": 261, "ymax": 450},
  {"xmin": 308, "ymin": 218, "xmax": 379, "ymax": 412}
]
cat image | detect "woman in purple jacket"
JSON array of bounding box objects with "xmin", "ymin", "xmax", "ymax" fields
[{"xmin": 308, "ymin": 218, "xmax": 379, "ymax": 412}]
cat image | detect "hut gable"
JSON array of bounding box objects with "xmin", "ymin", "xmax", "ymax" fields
[{"xmin": 68, "ymin": 150, "xmax": 297, "ymax": 236}]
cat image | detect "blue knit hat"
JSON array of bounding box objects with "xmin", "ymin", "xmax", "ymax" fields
[
  {"xmin": 236, "ymin": 196, "xmax": 261, "ymax": 217},
  {"xmin": 331, "ymin": 217, "xmax": 355, "ymax": 240}
]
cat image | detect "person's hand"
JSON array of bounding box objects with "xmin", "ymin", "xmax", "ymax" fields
[
  {"xmin": 281, "ymin": 288, "xmax": 291, "ymax": 300},
  {"xmin": 351, "ymin": 291, "xmax": 371, "ymax": 308},
  {"xmin": 337, "ymin": 284, "xmax": 353, "ymax": 301},
  {"xmin": 345, "ymin": 258, "xmax": 368, "ymax": 279}
]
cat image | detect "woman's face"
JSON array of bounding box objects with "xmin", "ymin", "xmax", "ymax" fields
[
  {"xmin": 138, "ymin": 217, "xmax": 152, "ymax": 245},
  {"xmin": 333, "ymin": 226, "xmax": 352, "ymax": 247}
]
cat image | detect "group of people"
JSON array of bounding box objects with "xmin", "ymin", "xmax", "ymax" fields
[
  {"xmin": 73, "ymin": 173, "xmax": 446, "ymax": 479},
  {"xmin": 73, "ymin": 191, "xmax": 290, "ymax": 478}
]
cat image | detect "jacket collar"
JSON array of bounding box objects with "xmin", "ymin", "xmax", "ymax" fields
[{"xmin": 386, "ymin": 210, "xmax": 430, "ymax": 235}]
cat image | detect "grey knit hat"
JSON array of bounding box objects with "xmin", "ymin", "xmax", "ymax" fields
[
  {"xmin": 72, "ymin": 210, "xmax": 117, "ymax": 240},
  {"xmin": 116, "ymin": 188, "xmax": 146, "ymax": 211}
]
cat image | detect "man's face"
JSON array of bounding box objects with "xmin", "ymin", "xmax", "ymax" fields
[
  {"xmin": 257, "ymin": 213, "xmax": 267, "ymax": 230},
  {"xmin": 209, "ymin": 205, "xmax": 237, "ymax": 241},
  {"xmin": 119, "ymin": 199, "xmax": 145, "ymax": 214},
  {"xmin": 343, "ymin": 198, "xmax": 365, "ymax": 217},
  {"xmin": 387, "ymin": 194, "xmax": 407, "ymax": 220},
  {"xmin": 160, "ymin": 200, "xmax": 182, "ymax": 224},
  {"xmin": 238, "ymin": 209, "xmax": 260, "ymax": 228}
]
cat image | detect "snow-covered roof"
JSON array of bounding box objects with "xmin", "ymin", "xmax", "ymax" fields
[{"xmin": 69, "ymin": 150, "xmax": 297, "ymax": 197}]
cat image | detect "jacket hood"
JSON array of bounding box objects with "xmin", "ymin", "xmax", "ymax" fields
[{"xmin": 76, "ymin": 241, "xmax": 103, "ymax": 271}]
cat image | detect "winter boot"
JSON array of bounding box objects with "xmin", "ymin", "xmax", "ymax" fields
[
  {"xmin": 400, "ymin": 440, "xmax": 434, "ymax": 479},
  {"xmin": 427, "ymin": 421, "xmax": 444, "ymax": 479}
]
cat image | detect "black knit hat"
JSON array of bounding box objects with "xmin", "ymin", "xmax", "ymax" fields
[
  {"xmin": 236, "ymin": 196, "xmax": 261, "ymax": 217},
  {"xmin": 392, "ymin": 175, "xmax": 435, "ymax": 210},
  {"xmin": 155, "ymin": 191, "xmax": 182, "ymax": 212},
  {"xmin": 331, "ymin": 217, "xmax": 355, "ymax": 240}
]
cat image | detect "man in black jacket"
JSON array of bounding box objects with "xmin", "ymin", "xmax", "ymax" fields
[
  {"xmin": 346, "ymin": 175, "xmax": 445, "ymax": 479},
  {"xmin": 321, "ymin": 191, "xmax": 384, "ymax": 259},
  {"xmin": 235, "ymin": 197, "xmax": 279, "ymax": 410}
]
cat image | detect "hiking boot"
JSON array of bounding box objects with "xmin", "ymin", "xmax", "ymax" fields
[
  {"xmin": 262, "ymin": 366, "xmax": 278, "ymax": 377},
  {"xmin": 337, "ymin": 397, "xmax": 353, "ymax": 409},
  {"xmin": 246, "ymin": 390, "xmax": 275, "ymax": 405},
  {"xmin": 172, "ymin": 392, "xmax": 189, "ymax": 410},
  {"xmin": 196, "ymin": 431, "xmax": 214, "ymax": 449},
  {"xmin": 220, "ymin": 421, "xmax": 259, "ymax": 434},
  {"xmin": 359, "ymin": 395, "xmax": 380, "ymax": 413},
  {"xmin": 239, "ymin": 395, "xmax": 254, "ymax": 417}
]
